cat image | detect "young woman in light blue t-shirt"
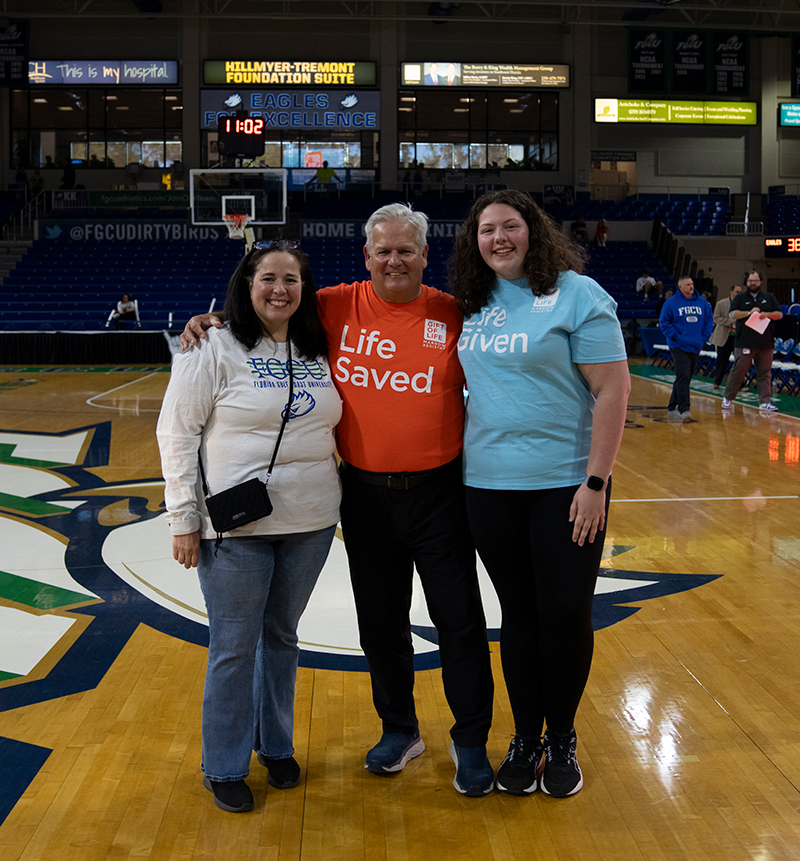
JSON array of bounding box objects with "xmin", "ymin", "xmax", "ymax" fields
[{"xmin": 449, "ymin": 190, "xmax": 630, "ymax": 799}]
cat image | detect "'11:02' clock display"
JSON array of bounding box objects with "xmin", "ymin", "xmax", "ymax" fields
[{"xmin": 217, "ymin": 116, "xmax": 266, "ymax": 157}]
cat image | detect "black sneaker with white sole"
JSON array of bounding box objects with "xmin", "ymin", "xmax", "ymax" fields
[
  {"xmin": 541, "ymin": 728, "xmax": 583, "ymax": 797},
  {"xmin": 495, "ymin": 735, "xmax": 544, "ymax": 795}
]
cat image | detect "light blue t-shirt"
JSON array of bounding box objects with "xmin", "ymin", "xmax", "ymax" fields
[{"xmin": 459, "ymin": 270, "xmax": 627, "ymax": 490}]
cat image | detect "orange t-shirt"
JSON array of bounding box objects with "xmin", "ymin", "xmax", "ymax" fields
[{"xmin": 317, "ymin": 280, "xmax": 465, "ymax": 473}]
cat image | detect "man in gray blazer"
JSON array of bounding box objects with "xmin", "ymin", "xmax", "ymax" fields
[{"xmin": 710, "ymin": 284, "xmax": 743, "ymax": 389}]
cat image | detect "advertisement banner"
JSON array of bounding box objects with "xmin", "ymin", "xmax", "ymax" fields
[
  {"xmin": 204, "ymin": 60, "xmax": 375, "ymax": 86},
  {"xmin": 401, "ymin": 62, "xmax": 569, "ymax": 88},
  {"xmin": 53, "ymin": 190, "xmax": 190, "ymax": 208},
  {"xmin": 29, "ymin": 60, "xmax": 179, "ymax": 86},
  {"xmin": 201, "ymin": 89, "xmax": 380, "ymax": 131},
  {"xmin": 595, "ymin": 98, "xmax": 756, "ymax": 125}
]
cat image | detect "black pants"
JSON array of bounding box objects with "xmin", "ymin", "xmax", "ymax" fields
[
  {"xmin": 340, "ymin": 458, "xmax": 493, "ymax": 747},
  {"xmin": 714, "ymin": 337, "xmax": 735, "ymax": 387},
  {"xmin": 668, "ymin": 347, "xmax": 699, "ymax": 412},
  {"xmin": 466, "ymin": 483, "xmax": 608, "ymax": 738}
]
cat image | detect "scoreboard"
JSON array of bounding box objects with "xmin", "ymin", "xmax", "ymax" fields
[
  {"xmin": 764, "ymin": 237, "xmax": 800, "ymax": 257},
  {"xmin": 217, "ymin": 115, "xmax": 266, "ymax": 158}
]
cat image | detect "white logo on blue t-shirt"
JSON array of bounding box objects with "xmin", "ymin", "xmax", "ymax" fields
[{"xmin": 530, "ymin": 289, "xmax": 560, "ymax": 313}]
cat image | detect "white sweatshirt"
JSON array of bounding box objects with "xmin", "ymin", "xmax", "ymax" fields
[{"xmin": 157, "ymin": 325, "xmax": 342, "ymax": 538}]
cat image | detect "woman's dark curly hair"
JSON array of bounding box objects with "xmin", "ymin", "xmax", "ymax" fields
[
  {"xmin": 223, "ymin": 242, "xmax": 327, "ymax": 360},
  {"xmin": 448, "ymin": 189, "xmax": 587, "ymax": 316}
]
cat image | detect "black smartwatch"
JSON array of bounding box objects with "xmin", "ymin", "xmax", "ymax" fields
[{"xmin": 586, "ymin": 475, "xmax": 606, "ymax": 491}]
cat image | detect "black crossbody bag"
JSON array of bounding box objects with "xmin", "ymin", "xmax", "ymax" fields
[{"xmin": 198, "ymin": 342, "xmax": 294, "ymax": 548}]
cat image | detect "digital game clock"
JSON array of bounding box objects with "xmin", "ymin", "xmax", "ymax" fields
[{"xmin": 217, "ymin": 115, "xmax": 266, "ymax": 157}]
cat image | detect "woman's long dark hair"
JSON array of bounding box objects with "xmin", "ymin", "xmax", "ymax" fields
[
  {"xmin": 448, "ymin": 189, "xmax": 587, "ymax": 316},
  {"xmin": 223, "ymin": 243, "xmax": 327, "ymax": 360}
]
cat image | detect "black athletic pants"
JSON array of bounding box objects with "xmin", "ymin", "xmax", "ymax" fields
[
  {"xmin": 340, "ymin": 457, "xmax": 494, "ymax": 748},
  {"xmin": 668, "ymin": 347, "xmax": 699, "ymax": 413},
  {"xmin": 465, "ymin": 483, "xmax": 609, "ymax": 738}
]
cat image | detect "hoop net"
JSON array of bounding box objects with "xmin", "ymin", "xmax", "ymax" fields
[{"xmin": 223, "ymin": 213, "xmax": 252, "ymax": 240}]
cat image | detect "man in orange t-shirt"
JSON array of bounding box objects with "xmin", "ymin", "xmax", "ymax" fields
[
  {"xmin": 319, "ymin": 204, "xmax": 493, "ymax": 796},
  {"xmin": 181, "ymin": 204, "xmax": 494, "ymax": 797}
]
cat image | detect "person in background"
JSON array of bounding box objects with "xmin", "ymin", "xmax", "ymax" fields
[
  {"xmin": 449, "ymin": 189, "xmax": 630, "ymax": 798},
  {"xmin": 308, "ymin": 161, "xmax": 341, "ymax": 185},
  {"xmin": 656, "ymin": 288, "xmax": 674, "ymax": 315},
  {"xmin": 635, "ymin": 267, "xmax": 663, "ymax": 301},
  {"xmin": 113, "ymin": 293, "xmax": 137, "ymax": 329},
  {"xmin": 594, "ymin": 217, "xmax": 608, "ymax": 247},
  {"xmin": 425, "ymin": 62, "xmax": 442, "ymax": 85},
  {"xmin": 722, "ymin": 270, "xmax": 783, "ymax": 412},
  {"xmin": 158, "ymin": 242, "xmax": 342, "ymax": 813},
  {"xmin": 569, "ymin": 214, "xmax": 589, "ymax": 246},
  {"xmin": 659, "ymin": 276, "xmax": 713, "ymax": 423},
  {"xmin": 710, "ymin": 284, "xmax": 743, "ymax": 390}
]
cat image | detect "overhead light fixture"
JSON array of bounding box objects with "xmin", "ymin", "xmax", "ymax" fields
[{"xmin": 34, "ymin": 98, "xmax": 47, "ymax": 104}]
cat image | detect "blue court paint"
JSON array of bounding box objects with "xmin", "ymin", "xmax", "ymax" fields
[{"xmin": 0, "ymin": 737, "xmax": 52, "ymax": 826}]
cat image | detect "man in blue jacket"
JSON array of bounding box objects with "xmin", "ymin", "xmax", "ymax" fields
[{"xmin": 659, "ymin": 276, "xmax": 713, "ymax": 422}]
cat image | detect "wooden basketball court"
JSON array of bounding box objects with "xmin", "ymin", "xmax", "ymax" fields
[{"xmin": 0, "ymin": 362, "xmax": 799, "ymax": 861}]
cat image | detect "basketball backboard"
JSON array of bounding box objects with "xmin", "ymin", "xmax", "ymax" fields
[{"xmin": 189, "ymin": 168, "xmax": 287, "ymax": 226}]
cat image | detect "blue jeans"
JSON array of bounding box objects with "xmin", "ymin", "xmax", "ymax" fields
[{"xmin": 197, "ymin": 526, "xmax": 335, "ymax": 782}]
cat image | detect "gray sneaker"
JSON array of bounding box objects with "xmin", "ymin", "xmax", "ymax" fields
[
  {"xmin": 680, "ymin": 411, "xmax": 693, "ymax": 423},
  {"xmin": 667, "ymin": 409, "xmax": 683, "ymax": 422}
]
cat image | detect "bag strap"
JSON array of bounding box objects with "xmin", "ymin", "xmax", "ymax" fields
[
  {"xmin": 266, "ymin": 339, "xmax": 294, "ymax": 483},
  {"xmin": 198, "ymin": 337, "xmax": 295, "ymax": 497}
]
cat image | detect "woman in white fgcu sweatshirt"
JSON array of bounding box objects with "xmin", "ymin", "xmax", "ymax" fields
[{"xmin": 157, "ymin": 242, "xmax": 342, "ymax": 813}]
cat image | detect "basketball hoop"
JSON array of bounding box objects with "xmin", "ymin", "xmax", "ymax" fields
[{"xmin": 223, "ymin": 213, "xmax": 251, "ymax": 240}]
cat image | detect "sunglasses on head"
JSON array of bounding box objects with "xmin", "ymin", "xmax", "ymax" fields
[{"xmin": 251, "ymin": 239, "xmax": 301, "ymax": 252}]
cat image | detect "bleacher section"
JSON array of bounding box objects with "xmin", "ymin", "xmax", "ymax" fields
[
  {"xmin": 3, "ymin": 238, "xmax": 243, "ymax": 331},
  {"xmin": 585, "ymin": 241, "xmax": 676, "ymax": 319},
  {"xmin": 767, "ymin": 196, "xmax": 800, "ymax": 235},
  {"xmin": 549, "ymin": 193, "xmax": 731, "ymax": 236}
]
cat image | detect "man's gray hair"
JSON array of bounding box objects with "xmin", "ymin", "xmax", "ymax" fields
[{"xmin": 364, "ymin": 203, "xmax": 429, "ymax": 252}]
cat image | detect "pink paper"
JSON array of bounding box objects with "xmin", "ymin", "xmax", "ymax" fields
[{"xmin": 744, "ymin": 314, "xmax": 770, "ymax": 334}]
